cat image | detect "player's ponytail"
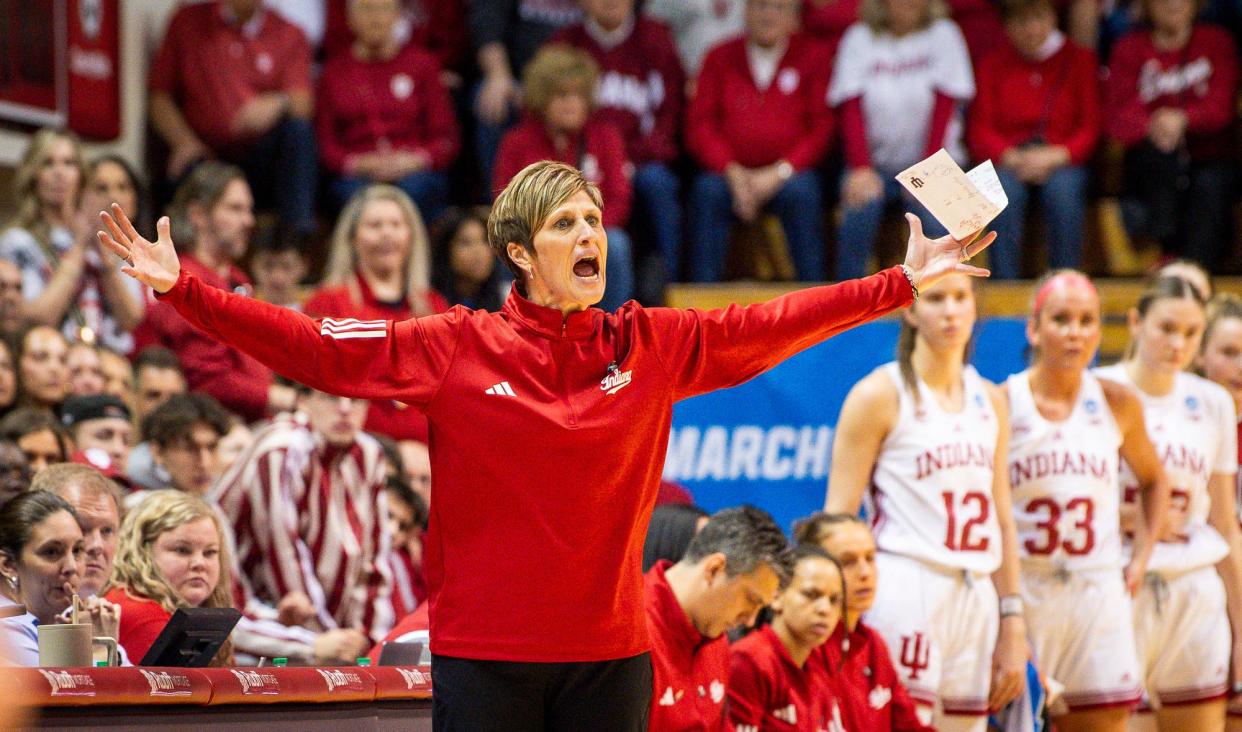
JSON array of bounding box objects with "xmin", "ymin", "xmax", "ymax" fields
[{"xmin": 896, "ymin": 317, "xmax": 920, "ymax": 406}]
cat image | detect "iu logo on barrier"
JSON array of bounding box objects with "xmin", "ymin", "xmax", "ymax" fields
[{"xmin": 899, "ymin": 632, "xmax": 931, "ymax": 681}]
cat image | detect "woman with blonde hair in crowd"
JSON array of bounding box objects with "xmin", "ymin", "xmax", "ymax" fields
[
  {"xmin": 1004, "ymin": 270, "xmax": 1170, "ymax": 732},
  {"xmin": 826, "ymin": 272, "xmax": 1025, "ymax": 732},
  {"xmin": 0, "ymin": 129, "xmax": 144, "ymax": 354},
  {"xmin": 102, "ymin": 490, "xmax": 235, "ymax": 665},
  {"xmin": 1096, "ymin": 277, "xmax": 1242, "ymax": 732},
  {"xmin": 304, "ymin": 184, "xmax": 447, "ymax": 443}
]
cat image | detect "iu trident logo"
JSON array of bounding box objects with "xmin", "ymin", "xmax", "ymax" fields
[{"xmin": 899, "ymin": 632, "xmax": 931, "ymax": 681}]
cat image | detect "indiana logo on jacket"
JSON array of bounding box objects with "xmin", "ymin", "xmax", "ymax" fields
[{"xmin": 601, "ymin": 362, "xmax": 633, "ymax": 395}]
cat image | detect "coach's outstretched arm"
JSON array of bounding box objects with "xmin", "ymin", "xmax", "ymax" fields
[
  {"xmin": 97, "ymin": 205, "xmax": 455, "ymax": 406},
  {"xmin": 651, "ymin": 215, "xmax": 997, "ymax": 400}
]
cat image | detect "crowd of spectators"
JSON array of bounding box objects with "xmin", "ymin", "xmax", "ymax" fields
[{"xmin": 5, "ymin": 0, "xmax": 1236, "ymax": 316}]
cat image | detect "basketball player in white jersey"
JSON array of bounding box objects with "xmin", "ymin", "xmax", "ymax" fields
[
  {"xmin": 1004, "ymin": 270, "xmax": 1171, "ymax": 732},
  {"xmin": 1099, "ymin": 278, "xmax": 1242, "ymax": 732},
  {"xmin": 1196, "ymin": 294, "xmax": 1242, "ymax": 731},
  {"xmin": 826, "ymin": 272, "xmax": 1027, "ymax": 732}
]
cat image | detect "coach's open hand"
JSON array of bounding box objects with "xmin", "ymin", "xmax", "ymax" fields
[
  {"xmin": 98, "ymin": 203, "xmax": 182, "ymax": 294},
  {"xmin": 901, "ymin": 213, "xmax": 995, "ymax": 291}
]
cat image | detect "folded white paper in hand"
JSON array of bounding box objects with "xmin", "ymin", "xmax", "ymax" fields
[{"xmin": 895, "ymin": 149, "xmax": 1008, "ymax": 241}]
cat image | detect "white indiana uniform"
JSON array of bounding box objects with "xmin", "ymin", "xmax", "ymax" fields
[
  {"xmin": 863, "ymin": 363, "xmax": 1001, "ymax": 721},
  {"xmin": 1006, "ymin": 370, "xmax": 1142, "ymax": 711},
  {"xmin": 1096, "ymin": 365, "xmax": 1238, "ymax": 708}
]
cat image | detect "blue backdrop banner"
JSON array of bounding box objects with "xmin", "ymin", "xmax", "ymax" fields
[{"xmin": 663, "ymin": 317, "xmax": 1030, "ymax": 532}]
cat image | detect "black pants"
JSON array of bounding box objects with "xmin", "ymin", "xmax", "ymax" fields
[
  {"xmin": 431, "ymin": 653, "xmax": 652, "ymax": 731},
  {"xmin": 1122, "ymin": 142, "xmax": 1234, "ymax": 266}
]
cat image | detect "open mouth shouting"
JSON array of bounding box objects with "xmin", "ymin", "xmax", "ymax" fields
[{"xmin": 573, "ymin": 254, "xmax": 601, "ymax": 283}]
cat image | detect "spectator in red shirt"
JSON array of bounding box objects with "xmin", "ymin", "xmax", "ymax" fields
[
  {"xmin": 728, "ymin": 543, "xmax": 850, "ymax": 731},
  {"xmin": 969, "ymin": 0, "xmax": 1101, "ymax": 279},
  {"xmin": 829, "ymin": 0, "xmax": 974, "ymax": 280},
  {"xmin": 645, "ymin": 506, "xmax": 793, "ymax": 731},
  {"xmin": 103, "ymin": 490, "xmax": 236, "ymax": 665},
  {"xmin": 687, "ymin": 0, "xmax": 835, "ymax": 282},
  {"xmin": 149, "ymin": 0, "xmax": 318, "ymax": 240},
  {"xmin": 554, "ymin": 0, "xmax": 688, "ymax": 282},
  {"xmin": 317, "ymin": 0, "xmax": 460, "ymax": 224},
  {"xmin": 323, "ymin": 0, "xmax": 468, "ymax": 80},
  {"xmin": 796, "ymin": 513, "xmax": 933, "ymax": 732},
  {"xmin": 304, "ymin": 185, "xmax": 446, "ymax": 443},
  {"xmin": 1105, "ymin": 0, "xmax": 1239, "ymax": 268},
  {"xmin": 494, "ymin": 45, "xmax": 636, "ymax": 310},
  {"xmin": 133, "ymin": 163, "xmax": 297, "ymax": 423}
]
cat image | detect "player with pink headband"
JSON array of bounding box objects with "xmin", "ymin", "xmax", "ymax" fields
[{"xmin": 1003, "ymin": 269, "xmax": 1171, "ymax": 732}]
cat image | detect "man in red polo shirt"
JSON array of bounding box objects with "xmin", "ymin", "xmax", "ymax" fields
[
  {"xmin": 644, "ymin": 507, "xmax": 792, "ymax": 731},
  {"xmin": 150, "ymin": 0, "xmax": 318, "ymax": 241}
]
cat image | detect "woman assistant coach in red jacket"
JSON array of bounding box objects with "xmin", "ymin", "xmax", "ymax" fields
[{"xmin": 97, "ymin": 161, "xmax": 995, "ymax": 731}]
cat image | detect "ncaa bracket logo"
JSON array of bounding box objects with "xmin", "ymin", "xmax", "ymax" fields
[{"xmin": 79, "ymin": 0, "xmax": 102, "ymax": 39}]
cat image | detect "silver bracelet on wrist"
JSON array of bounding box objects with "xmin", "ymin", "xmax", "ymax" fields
[{"xmin": 900, "ymin": 265, "xmax": 919, "ymax": 301}]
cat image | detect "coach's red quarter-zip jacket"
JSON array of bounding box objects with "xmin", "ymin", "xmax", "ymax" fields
[{"xmin": 156, "ymin": 264, "xmax": 913, "ymax": 662}]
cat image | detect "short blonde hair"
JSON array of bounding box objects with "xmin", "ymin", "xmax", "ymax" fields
[
  {"xmin": 522, "ymin": 45, "xmax": 599, "ymax": 116},
  {"xmin": 488, "ymin": 161, "xmax": 603, "ymax": 286},
  {"xmin": 860, "ymin": 0, "xmax": 947, "ymax": 32},
  {"xmin": 321, "ymin": 184, "xmax": 434, "ymax": 316}
]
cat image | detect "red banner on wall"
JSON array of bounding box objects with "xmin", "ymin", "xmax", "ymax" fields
[
  {"xmin": 66, "ymin": 0, "xmax": 120, "ymax": 140},
  {"xmin": 0, "ymin": 0, "xmax": 65, "ymax": 127}
]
